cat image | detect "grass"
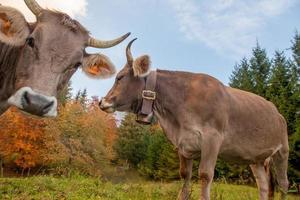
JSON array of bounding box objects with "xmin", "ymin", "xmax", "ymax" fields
[{"xmin": 0, "ymin": 175, "xmax": 299, "ymax": 200}]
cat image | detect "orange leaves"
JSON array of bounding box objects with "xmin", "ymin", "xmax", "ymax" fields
[
  {"xmin": 0, "ymin": 98, "xmax": 118, "ymax": 175},
  {"xmin": 0, "ymin": 108, "xmax": 47, "ymax": 169}
]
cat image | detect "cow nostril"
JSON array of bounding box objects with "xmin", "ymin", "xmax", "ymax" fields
[
  {"xmin": 43, "ymin": 101, "xmax": 54, "ymax": 113},
  {"xmin": 23, "ymin": 91, "xmax": 31, "ymax": 105}
]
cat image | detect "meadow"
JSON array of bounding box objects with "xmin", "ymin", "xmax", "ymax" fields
[{"xmin": 0, "ymin": 175, "xmax": 299, "ymax": 200}]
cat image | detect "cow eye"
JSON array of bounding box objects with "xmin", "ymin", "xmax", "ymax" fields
[
  {"xmin": 74, "ymin": 62, "xmax": 82, "ymax": 68},
  {"xmin": 116, "ymin": 76, "xmax": 124, "ymax": 81},
  {"xmin": 26, "ymin": 37, "xmax": 35, "ymax": 48}
]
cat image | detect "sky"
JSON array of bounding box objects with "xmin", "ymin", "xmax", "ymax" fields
[{"xmin": 2, "ymin": 0, "xmax": 300, "ymax": 99}]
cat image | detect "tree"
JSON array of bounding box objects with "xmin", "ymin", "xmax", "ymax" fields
[
  {"xmin": 229, "ymin": 58, "xmax": 254, "ymax": 92},
  {"xmin": 137, "ymin": 125, "xmax": 180, "ymax": 180},
  {"xmin": 266, "ymin": 51, "xmax": 292, "ymax": 131},
  {"xmin": 58, "ymin": 81, "xmax": 73, "ymax": 106},
  {"xmin": 115, "ymin": 114, "xmax": 180, "ymax": 179},
  {"xmin": 0, "ymin": 91, "xmax": 118, "ymax": 177},
  {"xmin": 80, "ymin": 88, "xmax": 88, "ymax": 108},
  {"xmin": 155, "ymin": 137, "xmax": 180, "ymax": 180},
  {"xmin": 75, "ymin": 90, "xmax": 81, "ymax": 102},
  {"xmin": 249, "ymin": 43, "xmax": 271, "ymax": 97},
  {"xmin": 0, "ymin": 108, "xmax": 49, "ymax": 173},
  {"xmin": 288, "ymin": 31, "xmax": 300, "ymax": 182},
  {"xmin": 74, "ymin": 88, "xmax": 88, "ymax": 108},
  {"xmin": 114, "ymin": 114, "xmax": 150, "ymax": 167},
  {"xmin": 44, "ymin": 100, "xmax": 118, "ymax": 176},
  {"xmin": 291, "ymin": 31, "xmax": 300, "ymax": 69}
]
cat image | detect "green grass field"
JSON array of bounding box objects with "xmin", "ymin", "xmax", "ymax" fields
[{"xmin": 0, "ymin": 176, "xmax": 299, "ymax": 200}]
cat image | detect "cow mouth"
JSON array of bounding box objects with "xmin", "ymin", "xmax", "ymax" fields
[
  {"xmin": 101, "ymin": 104, "xmax": 128, "ymax": 113},
  {"xmin": 101, "ymin": 106, "xmax": 115, "ymax": 113},
  {"xmin": 100, "ymin": 103, "xmax": 128, "ymax": 113}
]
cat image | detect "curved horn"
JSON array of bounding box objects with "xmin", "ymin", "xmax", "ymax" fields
[
  {"xmin": 24, "ymin": 0, "xmax": 42, "ymax": 16},
  {"xmin": 126, "ymin": 38, "xmax": 137, "ymax": 65},
  {"xmin": 87, "ymin": 32, "xmax": 131, "ymax": 48}
]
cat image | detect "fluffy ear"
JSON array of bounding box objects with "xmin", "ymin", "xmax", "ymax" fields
[
  {"xmin": 82, "ymin": 53, "xmax": 116, "ymax": 79},
  {"xmin": 132, "ymin": 55, "xmax": 151, "ymax": 77},
  {"xmin": 0, "ymin": 5, "xmax": 30, "ymax": 45}
]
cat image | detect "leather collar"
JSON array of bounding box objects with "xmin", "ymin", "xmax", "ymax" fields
[{"xmin": 136, "ymin": 70, "xmax": 157, "ymax": 125}]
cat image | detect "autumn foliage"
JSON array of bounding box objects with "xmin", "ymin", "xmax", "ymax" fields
[
  {"xmin": 0, "ymin": 108, "xmax": 48, "ymax": 170},
  {"xmin": 0, "ymin": 95, "xmax": 117, "ymax": 176}
]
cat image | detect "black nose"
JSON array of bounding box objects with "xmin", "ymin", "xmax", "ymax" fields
[{"xmin": 22, "ymin": 91, "xmax": 54, "ymax": 116}]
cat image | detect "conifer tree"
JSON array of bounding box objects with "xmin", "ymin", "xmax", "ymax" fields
[
  {"xmin": 80, "ymin": 88, "xmax": 88, "ymax": 108},
  {"xmin": 229, "ymin": 58, "xmax": 254, "ymax": 92},
  {"xmin": 75, "ymin": 90, "xmax": 81, "ymax": 102},
  {"xmin": 156, "ymin": 140, "xmax": 180, "ymax": 180},
  {"xmin": 249, "ymin": 43, "xmax": 271, "ymax": 96},
  {"xmin": 266, "ymin": 51, "xmax": 291, "ymax": 129},
  {"xmin": 292, "ymin": 31, "xmax": 300, "ymax": 69},
  {"xmin": 58, "ymin": 81, "xmax": 73, "ymax": 106},
  {"xmin": 114, "ymin": 114, "xmax": 149, "ymax": 167},
  {"xmin": 289, "ymin": 31, "xmax": 300, "ymax": 181}
]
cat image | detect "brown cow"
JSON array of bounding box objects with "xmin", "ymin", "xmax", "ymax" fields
[
  {"xmin": 0, "ymin": 0, "xmax": 129, "ymax": 117},
  {"xmin": 99, "ymin": 39, "xmax": 289, "ymax": 200}
]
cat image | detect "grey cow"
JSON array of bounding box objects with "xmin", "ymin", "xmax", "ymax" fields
[
  {"xmin": 100, "ymin": 39, "xmax": 289, "ymax": 200},
  {"xmin": 0, "ymin": 0, "xmax": 128, "ymax": 117}
]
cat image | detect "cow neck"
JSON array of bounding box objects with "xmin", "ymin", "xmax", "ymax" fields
[
  {"xmin": 153, "ymin": 70, "xmax": 185, "ymax": 129},
  {"xmin": 0, "ymin": 41, "xmax": 22, "ymax": 101}
]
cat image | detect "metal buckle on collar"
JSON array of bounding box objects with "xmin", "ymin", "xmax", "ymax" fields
[{"xmin": 142, "ymin": 90, "xmax": 156, "ymax": 100}]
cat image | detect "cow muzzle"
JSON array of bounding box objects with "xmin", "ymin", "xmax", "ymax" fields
[
  {"xmin": 7, "ymin": 87, "xmax": 57, "ymax": 117},
  {"xmin": 99, "ymin": 98, "xmax": 115, "ymax": 113}
]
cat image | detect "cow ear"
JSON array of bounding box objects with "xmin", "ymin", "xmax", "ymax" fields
[
  {"xmin": 0, "ymin": 6, "xmax": 30, "ymax": 45},
  {"xmin": 82, "ymin": 53, "xmax": 116, "ymax": 79},
  {"xmin": 132, "ymin": 55, "xmax": 151, "ymax": 77}
]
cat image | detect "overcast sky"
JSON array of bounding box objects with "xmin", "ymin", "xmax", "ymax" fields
[{"xmin": 2, "ymin": 0, "xmax": 300, "ymax": 99}]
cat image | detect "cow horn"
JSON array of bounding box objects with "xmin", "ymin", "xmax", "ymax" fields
[
  {"xmin": 126, "ymin": 38, "xmax": 137, "ymax": 65},
  {"xmin": 24, "ymin": 0, "xmax": 42, "ymax": 16},
  {"xmin": 87, "ymin": 32, "xmax": 131, "ymax": 48}
]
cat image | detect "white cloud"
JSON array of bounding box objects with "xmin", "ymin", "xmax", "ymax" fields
[
  {"xmin": 167, "ymin": 0, "xmax": 297, "ymax": 58},
  {"xmin": 0, "ymin": 0, "xmax": 87, "ymax": 22}
]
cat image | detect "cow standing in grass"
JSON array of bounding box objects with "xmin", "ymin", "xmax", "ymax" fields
[
  {"xmin": 0, "ymin": 0, "xmax": 128, "ymax": 117},
  {"xmin": 100, "ymin": 39, "xmax": 289, "ymax": 200}
]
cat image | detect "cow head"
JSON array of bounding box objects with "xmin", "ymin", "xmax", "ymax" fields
[
  {"xmin": 1, "ymin": 0, "xmax": 130, "ymax": 117},
  {"xmin": 100, "ymin": 39, "xmax": 151, "ymax": 113}
]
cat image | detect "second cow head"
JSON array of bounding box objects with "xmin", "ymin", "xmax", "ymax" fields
[{"xmin": 100, "ymin": 39, "xmax": 152, "ymax": 113}]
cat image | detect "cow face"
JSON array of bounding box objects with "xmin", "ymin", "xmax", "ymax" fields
[
  {"xmin": 2, "ymin": 0, "xmax": 130, "ymax": 117},
  {"xmin": 100, "ymin": 39, "xmax": 151, "ymax": 113}
]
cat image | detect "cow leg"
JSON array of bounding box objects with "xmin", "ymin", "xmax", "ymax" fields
[
  {"xmin": 178, "ymin": 153, "xmax": 193, "ymax": 200},
  {"xmin": 198, "ymin": 132, "xmax": 222, "ymax": 200},
  {"xmin": 272, "ymin": 148, "xmax": 289, "ymax": 200},
  {"xmin": 264, "ymin": 158, "xmax": 275, "ymax": 200},
  {"xmin": 250, "ymin": 163, "xmax": 269, "ymax": 200}
]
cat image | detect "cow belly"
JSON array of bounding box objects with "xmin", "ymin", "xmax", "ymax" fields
[{"xmin": 219, "ymin": 144, "xmax": 282, "ymax": 164}]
